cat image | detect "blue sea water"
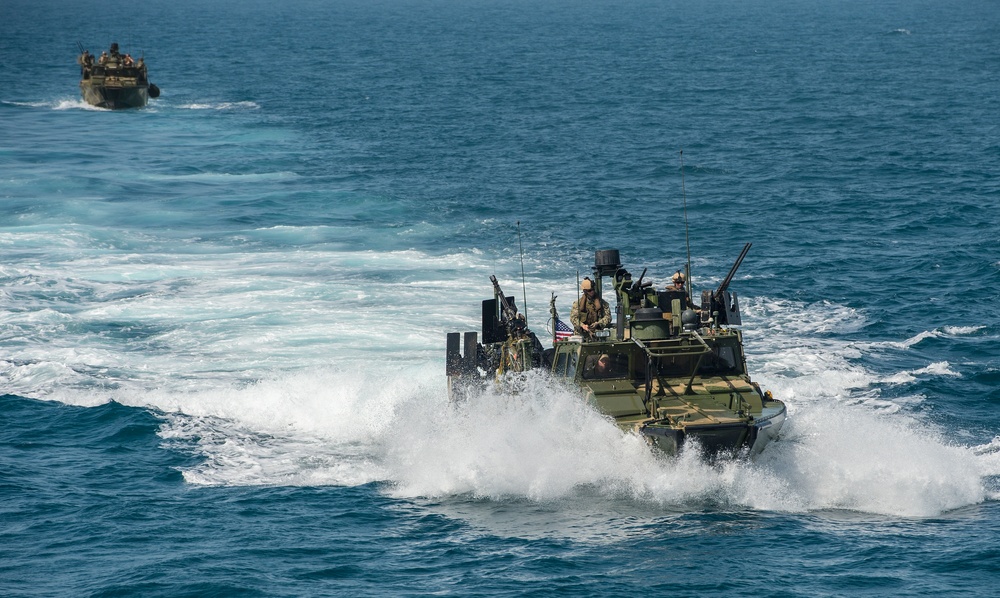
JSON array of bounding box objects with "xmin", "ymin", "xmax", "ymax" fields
[{"xmin": 3, "ymin": 0, "xmax": 1000, "ymax": 595}]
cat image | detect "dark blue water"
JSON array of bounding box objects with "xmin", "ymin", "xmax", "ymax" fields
[{"xmin": 3, "ymin": 0, "xmax": 1000, "ymax": 595}]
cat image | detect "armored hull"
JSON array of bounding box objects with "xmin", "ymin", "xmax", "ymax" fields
[
  {"xmin": 80, "ymin": 80, "xmax": 149, "ymax": 109},
  {"xmin": 77, "ymin": 44, "xmax": 159, "ymax": 110},
  {"xmin": 447, "ymin": 246, "xmax": 786, "ymax": 458}
]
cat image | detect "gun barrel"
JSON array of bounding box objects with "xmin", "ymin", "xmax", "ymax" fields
[{"xmin": 716, "ymin": 242, "xmax": 752, "ymax": 295}]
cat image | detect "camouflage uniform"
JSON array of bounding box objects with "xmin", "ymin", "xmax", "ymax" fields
[{"xmin": 570, "ymin": 294, "xmax": 611, "ymax": 337}]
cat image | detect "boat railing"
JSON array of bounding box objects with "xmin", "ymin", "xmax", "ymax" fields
[
  {"xmin": 633, "ymin": 331, "xmax": 713, "ymax": 406},
  {"xmin": 630, "ymin": 333, "xmax": 712, "ymax": 359}
]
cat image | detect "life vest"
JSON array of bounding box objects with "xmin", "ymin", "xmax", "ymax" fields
[{"xmin": 578, "ymin": 296, "xmax": 606, "ymax": 325}]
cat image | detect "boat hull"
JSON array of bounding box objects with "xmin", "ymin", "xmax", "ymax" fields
[
  {"xmin": 80, "ymin": 81, "xmax": 148, "ymax": 109},
  {"xmin": 638, "ymin": 399, "xmax": 786, "ymax": 457},
  {"xmin": 748, "ymin": 400, "xmax": 787, "ymax": 456}
]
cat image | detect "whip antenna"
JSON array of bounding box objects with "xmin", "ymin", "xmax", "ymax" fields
[
  {"xmin": 517, "ymin": 221, "xmax": 528, "ymax": 324},
  {"xmin": 680, "ymin": 150, "xmax": 693, "ymax": 305}
]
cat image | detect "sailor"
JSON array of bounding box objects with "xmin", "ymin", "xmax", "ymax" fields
[
  {"xmin": 78, "ymin": 50, "xmax": 93, "ymax": 75},
  {"xmin": 594, "ymin": 353, "xmax": 612, "ymax": 377},
  {"xmin": 99, "ymin": 51, "xmax": 108, "ymax": 65},
  {"xmin": 667, "ymin": 270, "xmax": 686, "ymax": 292},
  {"xmin": 570, "ymin": 278, "xmax": 611, "ymax": 338}
]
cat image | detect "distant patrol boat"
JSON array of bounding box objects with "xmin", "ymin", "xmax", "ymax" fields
[{"xmin": 77, "ymin": 42, "xmax": 160, "ymax": 109}]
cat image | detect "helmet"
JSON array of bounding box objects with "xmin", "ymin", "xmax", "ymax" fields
[
  {"xmin": 581, "ymin": 278, "xmax": 594, "ymax": 291},
  {"xmin": 672, "ymin": 271, "xmax": 685, "ymax": 283}
]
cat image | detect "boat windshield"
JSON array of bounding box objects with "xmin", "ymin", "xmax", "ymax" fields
[
  {"xmin": 554, "ymin": 350, "xmax": 579, "ymax": 378},
  {"xmin": 640, "ymin": 345, "xmax": 742, "ymax": 379},
  {"xmin": 698, "ymin": 344, "xmax": 743, "ymax": 376},
  {"xmin": 651, "ymin": 354, "xmax": 696, "ymax": 378}
]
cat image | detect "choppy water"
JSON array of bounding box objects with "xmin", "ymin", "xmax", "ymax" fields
[{"xmin": 3, "ymin": 0, "xmax": 1000, "ymax": 595}]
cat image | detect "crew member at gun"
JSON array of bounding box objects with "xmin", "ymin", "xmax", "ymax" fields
[
  {"xmin": 570, "ymin": 278, "xmax": 611, "ymax": 338},
  {"xmin": 667, "ymin": 271, "xmax": 686, "ymax": 292}
]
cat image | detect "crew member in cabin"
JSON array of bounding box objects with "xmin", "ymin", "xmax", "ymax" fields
[
  {"xmin": 594, "ymin": 353, "xmax": 612, "ymax": 377},
  {"xmin": 570, "ymin": 277, "xmax": 611, "ymax": 338}
]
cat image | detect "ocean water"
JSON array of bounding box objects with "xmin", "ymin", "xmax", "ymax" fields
[{"xmin": 3, "ymin": 0, "xmax": 1000, "ymax": 595}]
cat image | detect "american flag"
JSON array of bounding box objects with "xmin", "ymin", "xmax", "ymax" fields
[{"xmin": 554, "ymin": 318, "xmax": 573, "ymax": 341}]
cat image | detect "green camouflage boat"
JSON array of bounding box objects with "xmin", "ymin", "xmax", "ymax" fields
[
  {"xmin": 446, "ymin": 245, "xmax": 785, "ymax": 457},
  {"xmin": 77, "ymin": 43, "xmax": 160, "ymax": 109}
]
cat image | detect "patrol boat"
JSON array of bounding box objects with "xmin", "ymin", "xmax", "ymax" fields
[
  {"xmin": 446, "ymin": 244, "xmax": 786, "ymax": 457},
  {"xmin": 77, "ymin": 43, "xmax": 160, "ymax": 109}
]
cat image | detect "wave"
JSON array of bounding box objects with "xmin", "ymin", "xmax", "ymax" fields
[
  {"xmin": 883, "ymin": 361, "xmax": 962, "ymax": 385},
  {"xmin": 179, "ymin": 101, "xmax": 261, "ymax": 111},
  {"xmin": 741, "ymin": 297, "xmax": 883, "ymax": 406},
  {"xmin": 138, "ymin": 171, "xmax": 299, "ymax": 183},
  {"xmin": 4, "ymin": 268, "xmax": 996, "ymax": 517},
  {"xmin": 2, "ymin": 98, "xmax": 106, "ymax": 111},
  {"xmin": 52, "ymin": 99, "xmax": 107, "ymax": 111},
  {"xmin": 943, "ymin": 325, "xmax": 985, "ymax": 336},
  {"xmin": 116, "ymin": 367, "xmax": 997, "ymax": 518},
  {"xmin": 869, "ymin": 325, "xmax": 984, "ymax": 350},
  {"xmin": 8, "ymin": 362, "xmax": 993, "ymax": 519}
]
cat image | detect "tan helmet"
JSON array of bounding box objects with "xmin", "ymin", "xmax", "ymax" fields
[
  {"xmin": 581, "ymin": 278, "xmax": 594, "ymax": 291},
  {"xmin": 672, "ymin": 271, "xmax": 685, "ymax": 284}
]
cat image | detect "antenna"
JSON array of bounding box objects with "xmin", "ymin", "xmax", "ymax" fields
[
  {"xmin": 576, "ymin": 270, "xmax": 581, "ymax": 315},
  {"xmin": 680, "ymin": 150, "xmax": 693, "ymax": 305},
  {"xmin": 517, "ymin": 221, "xmax": 528, "ymax": 324}
]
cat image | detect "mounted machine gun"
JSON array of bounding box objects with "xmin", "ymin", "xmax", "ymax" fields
[
  {"xmin": 700, "ymin": 242, "xmax": 751, "ymax": 327},
  {"xmin": 446, "ymin": 275, "xmax": 547, "ymax": 399}
]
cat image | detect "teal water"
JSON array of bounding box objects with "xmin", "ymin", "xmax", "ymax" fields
[{"xmin": 2, "ymin": 0, "xmax": 1000, "ymax": 595}]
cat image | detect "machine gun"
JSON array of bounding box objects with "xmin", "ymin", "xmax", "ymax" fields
[
  {"xmin": 483, "ymin": 275, "xmax": 546, "ymax": 369},
  {"xmin": 76, "ymin": 42, "xmax": 91, "ymax": 71},
  {"xmin": 446, "ymin": 275, "xmax": 542, "ymax": 389},
  {"xmin": 613, "ymin": 266, "xmax": 655, "ymax": 313},
  {"xmin": 701, "ymin": 242, "xmax": 751, "ymax": 327},
  {"xmin": 627, "ymin": 268, "xmax": 655, "ymax": 307},
  {"xmin": 489, "ymin": 275, "xmax": 528, "ymax": 336},
  {"xmin": 447, "ymin": 274, "xmax": 554, "ymax": 399}
]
